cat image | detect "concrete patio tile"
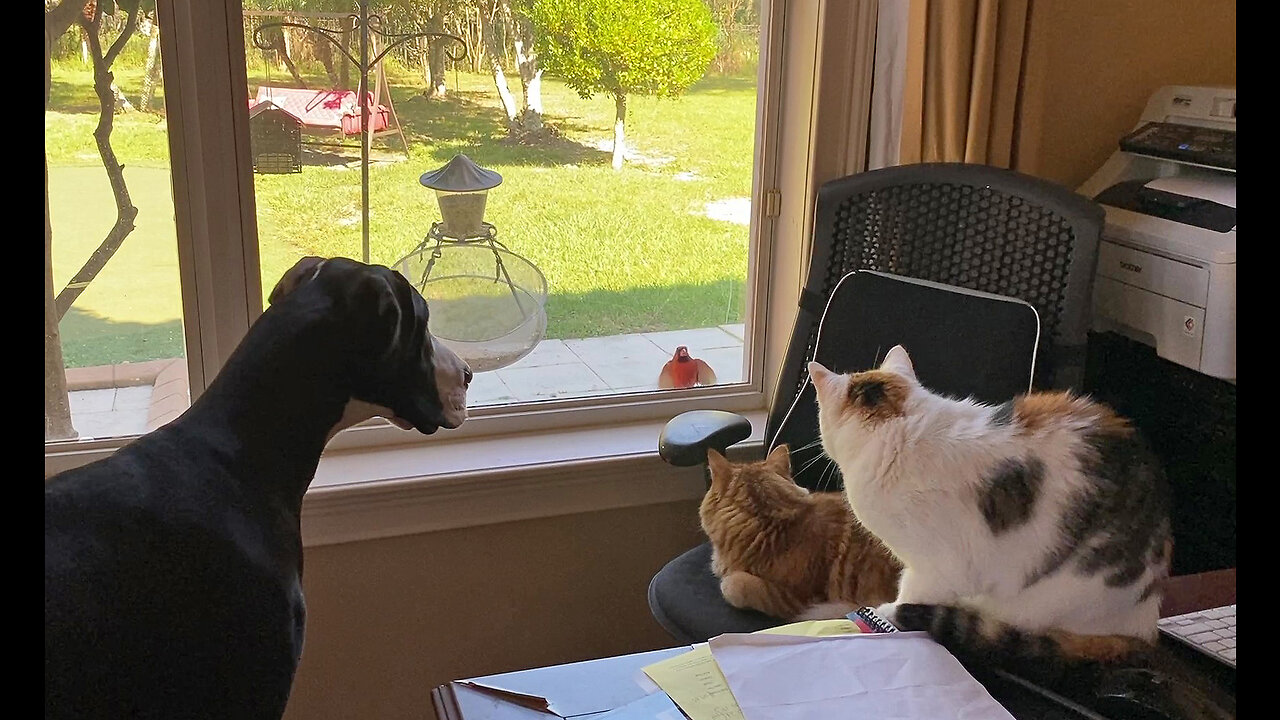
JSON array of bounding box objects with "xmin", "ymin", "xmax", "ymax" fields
[
  {"xmin": 72, "ymin": 409, "xmax": 149, "ymax": 438},
  {"xmin": 113, "ymin": 385, "xmax": 154, "ymax": 410},
  {"xmin": 643, "ymin": 327, "xmax": 742, "ymax": 354},
  {"xmin": 589, "ymin": 358, "xmax": 666, "ymax": 390},
  {"xmin": 503, "ymin": 339, "xmax": 579, "ymax": 369},
  {"xmin": 690, "ymin": 346, "xmax": 748, "ymax": 384},
  {"xmin": 719, "ymin": 324, "xmax": 746, "ymax": 342},
  {"xmin": 69, "ymin": 388, "xmax": 116, "ymax": 414},
  {"xmin": 496, "ymin": 362, "xmax": 609, "ymax": 401},
  {"xmin": 466, "ymin": 372, "xmax": 517, "ymax": 405},
  {"xmin": 564, "ymin": 334, "xmax": 668, "ymax": 366}
]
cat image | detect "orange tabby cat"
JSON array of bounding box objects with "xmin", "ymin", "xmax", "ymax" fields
[{"xmin": 700, "ymin": 444, "xmax": 902, "ymax": 621}]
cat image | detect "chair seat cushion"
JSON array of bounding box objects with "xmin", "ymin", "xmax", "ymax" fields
[{"xmin": 647, "ymin": 542, "xmax": 782, "ymax": 644}]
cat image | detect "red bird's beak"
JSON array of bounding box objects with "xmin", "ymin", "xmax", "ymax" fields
[{"xmin": 675, "ymin": 346, "xmax": 690, "ymax": 360}]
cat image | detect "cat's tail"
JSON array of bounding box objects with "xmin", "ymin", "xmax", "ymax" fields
[
  {"xmin": 894, "ymin": 603, "xmax": 1154, "ymax": 684},
  {"xmin": 794, "ymin": 601, "xmax": 858, "ymax": 621}
]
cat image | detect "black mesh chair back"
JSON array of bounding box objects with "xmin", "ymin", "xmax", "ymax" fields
[
  {"xmin": 768, "ymin": 163, "xmax": 1103, "ymax": 491},
  {"xmin": 774, "ymin": 270, "xmax": 1041, "ymax": 492}
]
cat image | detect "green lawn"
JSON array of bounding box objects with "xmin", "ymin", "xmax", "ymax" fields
[{"xmin": 47, "ymin": 55, "xmax": 757, "ymax": 367}]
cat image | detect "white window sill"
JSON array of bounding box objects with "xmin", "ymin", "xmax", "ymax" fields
[{"xmin": 301, "ymin": 409, "xmax": 768, "ymax": 547}]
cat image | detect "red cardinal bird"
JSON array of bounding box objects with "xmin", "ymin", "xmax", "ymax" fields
[{"xmin": 658, "ymin": 346, "xmax": 717, "ymax": 389}]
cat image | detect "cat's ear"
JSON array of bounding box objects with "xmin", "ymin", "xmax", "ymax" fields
[
  {"xmin": 880, "ymin": 345, "xmax": 917, "ymax": 380},
  {"xmin": 707, "ymin": 448, "xmax": 733, "ymax": 487},
  {"xmin": 808, "ymin": 361, "xmax": 844, "ymax": 403},
  {"xmin": 765, "ymin": 444, "xmax": 791, "ymax": 476}
]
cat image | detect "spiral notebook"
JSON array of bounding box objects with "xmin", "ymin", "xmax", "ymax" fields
[{"xmin": 848, "ymin": 606, "xmax": 900, "ymax": 634}]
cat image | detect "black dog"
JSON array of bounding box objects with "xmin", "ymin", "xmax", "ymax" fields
[{"xmin": 45, "ymin": 257, "xmax": 471, "ymax": 719}]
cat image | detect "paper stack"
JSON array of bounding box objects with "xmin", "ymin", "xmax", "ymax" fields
[{"xmin": 642, "ymin": 620, "xmax": 1015, "ymax": 720}]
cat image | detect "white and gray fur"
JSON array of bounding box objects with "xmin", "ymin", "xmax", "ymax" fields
[{"xmin": 809, "ymin": 345, "xmax": 1171, "ymax": 661}]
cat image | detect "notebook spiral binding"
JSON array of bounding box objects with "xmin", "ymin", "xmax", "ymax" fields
[{"xmin": 850, "ymin": 606, "xmax": 899, "ymax": 634}]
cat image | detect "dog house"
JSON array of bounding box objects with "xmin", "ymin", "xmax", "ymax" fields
[{"xmin": 248, "ymin": 100, "xmax": 303, "ymax": 175}]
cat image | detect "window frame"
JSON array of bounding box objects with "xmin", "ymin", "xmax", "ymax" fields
[{"xmin": 44, "ymin": 0, "xmax": 879, "ymax": 478}]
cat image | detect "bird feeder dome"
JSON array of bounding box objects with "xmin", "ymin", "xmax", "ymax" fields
[{"xmin": 420, "ymin": 154, "xmax": 503, "ymax": 239}]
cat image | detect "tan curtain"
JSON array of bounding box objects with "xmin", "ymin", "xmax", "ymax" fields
[{"xmin": 899, "ymin": 0, "xmax": 1030, "ymax": 167}]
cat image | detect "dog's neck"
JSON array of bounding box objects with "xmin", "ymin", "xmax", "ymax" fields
[{"xmin": 173, "ymin": 309, "xmax": 360, "ymax": 506}]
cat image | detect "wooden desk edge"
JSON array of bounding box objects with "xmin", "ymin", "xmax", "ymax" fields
[{"xmin": 1160, "ymin": 568, "xmax": 1236, "ymax": 618}]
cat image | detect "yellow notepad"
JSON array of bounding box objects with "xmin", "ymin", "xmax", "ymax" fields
[{"xmin": 641, "ymin": 619, "xmax": 862, "ymax": 720}]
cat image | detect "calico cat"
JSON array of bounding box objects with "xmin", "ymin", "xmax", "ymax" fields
[
  {"xmin": 808, "ymin": 345, "xmax": 1173, "ymax": 672},
  {"xmin": 700, "ymin": 444, "xmax": 902, "ymax": 621}
]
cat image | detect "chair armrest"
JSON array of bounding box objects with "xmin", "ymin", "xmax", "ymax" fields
[{"xmin": 658, "ymin": 410, "xmax": 752, "ymax": 467}]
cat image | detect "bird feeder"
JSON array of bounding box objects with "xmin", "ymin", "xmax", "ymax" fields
[
  {"xmin": 247, "ymin": 100, "xmax": 302, "ymax": 175},
  {"xmin": 419, "ymin": 154, "xmax": 502, "ymax": 238},
  {"xmin": 394, "ymin": 155, "xmax": 548, "ymax": 373}
]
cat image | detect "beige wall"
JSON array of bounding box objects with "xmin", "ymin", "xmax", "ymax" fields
[
  {"xmin": 1015, "ymin": 0, "xmax": 1236, "ymax": 189},
  {"xmin": 284, "ymin": 500, "xmax": 705, "ymax": 720}
]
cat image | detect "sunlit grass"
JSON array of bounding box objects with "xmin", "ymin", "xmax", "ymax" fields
[{"xmin": 47, "ymin": 53, "xmax": 758, "ymax": 365}]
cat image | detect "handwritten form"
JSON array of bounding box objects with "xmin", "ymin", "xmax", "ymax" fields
[{"xmin": 641, "ymin": 618, "xmax": 863, "ymax": 720}]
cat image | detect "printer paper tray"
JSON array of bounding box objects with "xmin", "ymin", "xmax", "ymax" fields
[{"xmin": 1093, "ymin": 276, "xmax": 1205, "ymax": 373}]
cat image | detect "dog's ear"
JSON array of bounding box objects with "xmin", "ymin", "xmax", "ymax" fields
[
  {"xmin": 350, "ymin": 269, "xmax": 409, "ymax": 358},
  {"xmin": 268, "ymin": 256, "xmax": 327, "ymax": 305}
]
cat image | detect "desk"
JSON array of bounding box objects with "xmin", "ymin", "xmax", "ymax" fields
[{"xmin": 433, "ymin": 570, "xmax": 1235, "ymax": 720}]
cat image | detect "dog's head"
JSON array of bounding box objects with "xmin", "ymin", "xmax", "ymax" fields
[{"xmin": 268, "ymin": 256, "xmax": 471, "ymax": 434}]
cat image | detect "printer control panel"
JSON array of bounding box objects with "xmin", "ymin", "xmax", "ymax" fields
[{"xmin": 1119, "ymin": 122, "xmax": 1236, "ymax": 171}]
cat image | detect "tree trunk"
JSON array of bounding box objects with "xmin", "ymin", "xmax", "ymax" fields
[
  {"xmin": 513, "ymin": 15, "xmax": 542, "ymax": 130},
  {"xmin": 139, "ymin": 16, "xmax": 161, "ymax": 112},
  {"xmin": 274, "ymin": 26, "xmax": 307, "ymax": 89},
  {"xmin": 482, "ymin": 1, "xmax": 518, "ymax": 126},
  {"xmin": 340, "ymin": 15, "xmax": 352, "ymax": 89},
  {"xmin": 111, "ymin": 81, "xmax": 134, "ymax": 113},
  {"xmin": 420, "ymin": 36, "xmax": 432, "ymax": 88},
  {"xmin": 57, "ymin": 12, "xmax": 140, "ymax": 319},
  {"xmin": 312, "ymin": 26, "xmax": 339, "ymax": 87},
  {"xmin": 45, "ymin": 7, "xmax": 78, "ymax": 442},
  {"xmin": 46, "ymin": 157, "xmax": 77, "ymax": 442},
  {"xmin": 427, "ymin": 14, "xmax": 448, "ymax": 99},
  {"xmin": 612, "ymin": 92, "xmax": 626, "ymax": 170}
]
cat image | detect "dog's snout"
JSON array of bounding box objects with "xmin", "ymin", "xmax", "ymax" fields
[{"xmin": 463, "ymin": 366, "xmax": 473, "ymax": 387}]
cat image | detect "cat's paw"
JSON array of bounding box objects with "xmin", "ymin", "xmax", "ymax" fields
[
  {"xmin": 873, "ymin": 602, "xmax": 899, "ymax": 626},
  {"xmin": 719, "ymin": 572, "xmax": 759, "ymax": 610}
]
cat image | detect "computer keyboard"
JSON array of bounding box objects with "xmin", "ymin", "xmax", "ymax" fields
[{"xmin": 1158, "ymin": 604, "xmax": 1236, "ymax": 668}]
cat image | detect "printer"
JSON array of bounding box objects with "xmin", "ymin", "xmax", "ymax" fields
[{"xmin": 1078, "ymin": 85, "xmax": 1235, "ymax": 382}]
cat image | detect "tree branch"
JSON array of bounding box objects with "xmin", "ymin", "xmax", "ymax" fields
[
  {"xmin": 103, "ymin": 3, "xmax": 141, "ymax": 68},
  {"xmin": 56, "ymin": 11, "xmax": 140, "ymax": 319}
]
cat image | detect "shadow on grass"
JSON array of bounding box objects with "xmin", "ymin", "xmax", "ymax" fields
[
  {"xmin": 55, "ymin": 277, "xmax": 745, "ymax": 367},
  {"xmin": 422, "ymin": 277, "xmax": 747, "ymax": 341},
  {"xmin": 687, "ymin": 74, "xmax": 757, "ymax": 95},
  {"xmin": 392, "ymin": 88, "xmax": 610, "ymax": 168},
  {"xmin": 58, "ymin": 307, "xmax": 186, "ymax": 369}
]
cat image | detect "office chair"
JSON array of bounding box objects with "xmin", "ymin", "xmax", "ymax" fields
[{"xmin": 651, "ymin": 162, "xmax": 1105, "ymax": 645}]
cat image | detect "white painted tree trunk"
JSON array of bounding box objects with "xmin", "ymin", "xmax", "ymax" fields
[
  {"xmin": 139, "ymin": 20, "xmax": 161, "ymax": 112},
  {"xmin": 492, "ymin": 65, "xmax": 519, "ymax": 124},
  {"xmin": 513, "ymin": 19, "xmax": 543, "ymax": 131},
  {"xmin": 481, "ymin": 3, "xmax": 518, "ymax": 124},
  {"xmin": 612, "ymin": 92, "xmax": 626, "ymax": 170}
]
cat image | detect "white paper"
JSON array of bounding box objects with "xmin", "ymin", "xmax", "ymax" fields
[
  {"xmin": 1145, "ymin": 175, "xmax": 1236, "ymax": 208},
  {"xmin": 708, "ymin": 631, "xmax": 1015, "ymax": 720},
  {"xmin": 462, "ymin": 646, "xmax": 691, "ymax": 717}
]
